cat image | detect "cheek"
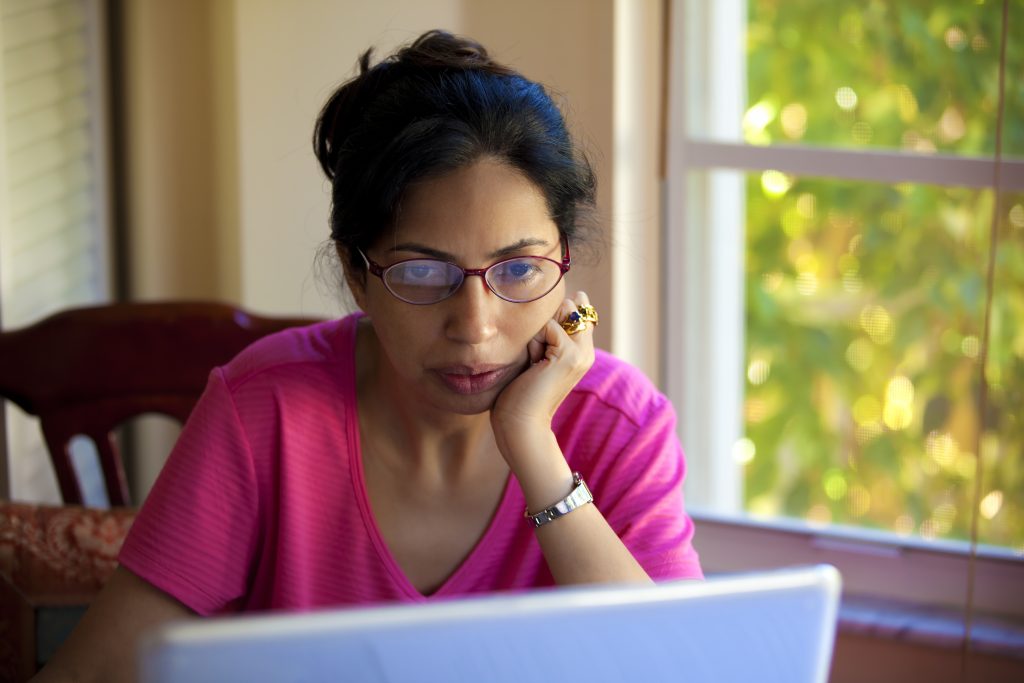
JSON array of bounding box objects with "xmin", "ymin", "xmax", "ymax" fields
[{"xmin": 510, "ymin": 284, "xmax": 565, "ymax": 337}]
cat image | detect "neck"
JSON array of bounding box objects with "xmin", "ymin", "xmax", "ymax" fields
[{"xmin": 355, "ymin": 319, "xmax": 498, "ymax": 484}]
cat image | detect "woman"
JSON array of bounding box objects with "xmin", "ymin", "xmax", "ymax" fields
[{"xmin": 35, "ymin": 30, "xmax": 701, "ymax": 682}]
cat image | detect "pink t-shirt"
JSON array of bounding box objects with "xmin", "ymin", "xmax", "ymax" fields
[{"xmin": 118, "ymin": 313, "xmax": 701, "ymax": 615}]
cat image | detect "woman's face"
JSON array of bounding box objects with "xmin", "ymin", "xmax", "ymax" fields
[{"xmin": 352, "ymin": 157, "xmax": 566, "ymax": 416}]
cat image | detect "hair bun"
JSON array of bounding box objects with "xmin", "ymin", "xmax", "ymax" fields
[
  {"xmin": 391, "ymin": 30, "xmax": 512, "ymax": 75},
  {"xmin": 314, "ymin": 31, "xmax": 513, "ymax": 180}
]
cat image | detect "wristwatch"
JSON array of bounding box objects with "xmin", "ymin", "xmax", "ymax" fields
[{"xmin": 525, "ymin": 472, "xmax": 593, "ymax": 528}]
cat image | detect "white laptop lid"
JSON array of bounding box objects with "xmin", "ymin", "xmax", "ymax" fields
[{"xmin": 139, "ymin": 564, "xmax": 841, "ymax": 683}]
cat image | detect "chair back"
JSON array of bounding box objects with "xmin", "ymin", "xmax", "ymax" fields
[{"xmin": 0, "ymin": 302, "xmax": 320, "ymax": 506}]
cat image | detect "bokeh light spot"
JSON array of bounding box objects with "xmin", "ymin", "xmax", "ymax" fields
[
  {"xmin": 926, "ymin": 431, "xmax": 959, "ymax": 469},
  {"xmin": 732, "ymin": 437, "xmax": 756, "ymax": 465},
  {"xmin": 795, "ymin": 272, "xmax": 818, "ymax": 296},
  {"xmin": 835, "ymin": 86, "xmax": 858, "ymax": 111},
  {"xmin": 747, "ymin": 358, "xmax": 771, "ymax": 385},
  {"xmin": 1008, "ymin": 203, "xmax": 1024, "ymax": 228},
  {"xmin": 823, "ymin": 469, "xmax": 848, "ymax": 500},
  {"xmin": 859, "ymin": 305, "xmax": 894, "ymax": 344},
  {"xmin": 781, "ymin": 102, "xmax": 808, "ymax": 139},
  {"xmin": 761, "ymin": 170, "xmax": 793, "ymax": 198},
  {"xmin": 796, "ymin": 193, "xmax": 817, "ymax": 219},
  {"xmin": 853, "ymin": 395, "xmax": 882, "ymax": 425},
  {"xmin": 883, "ymin": 375, "xmax": 914, "ymax": 430},
  {"xmin": 944, "ymin": 25, "xmax": 967, "ymax": 51},
  {"xmin": 743, "ymin": 100, "xmax": 777, "ymax": 144},
  {"xmin": 980, "ymin": 490, "xmax": 1004, "ymax": 520},
  {"xmin": 939, "ymin": 106, "xmax": 966, "ymax": 142}
]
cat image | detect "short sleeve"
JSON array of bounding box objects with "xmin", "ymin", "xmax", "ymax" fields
[
  {"xmin": 585, "ymin": 396, "xmax": 703, "ymax": 581},
  {"xmin": 118, "ymin": 367, "xmax": 261, "ymax": 615}
]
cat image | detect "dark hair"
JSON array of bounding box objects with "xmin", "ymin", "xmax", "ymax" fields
[{"xmin": 312, "ymin": 30, "xmax": 597, "ymax": 275}]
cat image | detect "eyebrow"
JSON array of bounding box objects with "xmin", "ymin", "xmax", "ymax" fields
[{"xmin": 388, "ymin": 237, "xmax": 552, "ymax": 261}]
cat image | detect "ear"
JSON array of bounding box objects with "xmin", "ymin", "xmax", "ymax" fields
[{"xmin": 337, "ymin": 244, "xmax": 368, "ymax": 310}]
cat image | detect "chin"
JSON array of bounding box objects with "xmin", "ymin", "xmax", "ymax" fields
[{"xmin": 434, "ymin": 389, "xmax": 501, "ymax": 416}]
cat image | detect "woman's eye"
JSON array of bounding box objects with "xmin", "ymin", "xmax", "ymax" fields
[
  {"xmin": 407, "ymin": 265, "xmax": 436, "ymax": 280},
  {"xmin": 395, "ymin": 262, "xmax": 447, "ymax": 285},
  {"xmin": 504, "ymin": 261, "xmax": 538, "ymax": 280}
]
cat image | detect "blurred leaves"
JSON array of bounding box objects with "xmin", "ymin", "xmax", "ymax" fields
[{"xmin": 742, "ymin": 0, "xmax": 1023, "ymax": 549}]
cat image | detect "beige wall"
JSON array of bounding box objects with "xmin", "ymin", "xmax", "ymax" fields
[
  {"xmin": 122, "ymin": 0, "xmax": 664, "ymax": 370},
  {"xmin": 122, "ymin": 0, "xmax": 221, "ymax": 299}
]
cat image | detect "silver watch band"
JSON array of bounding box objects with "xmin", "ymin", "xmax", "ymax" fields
[{"xmin": 525, "ymin": 472, "xmax": 593, "ymax": 528}]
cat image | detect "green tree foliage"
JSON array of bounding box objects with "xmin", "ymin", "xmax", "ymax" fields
[{"xmin": 743, "ymin": 0, "xmax": 1023, "ymax": 549}]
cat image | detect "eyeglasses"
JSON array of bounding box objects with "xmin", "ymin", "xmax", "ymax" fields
[{"xmin": 357, "ymin": 243, "xmax": 571, "ymax": 305}]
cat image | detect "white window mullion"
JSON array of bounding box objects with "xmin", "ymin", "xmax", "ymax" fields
[
  {"xmin": 665, "ymin": 0, "xmax": 746, "ymax": 513},
  {"xmin": 685, "ymin": 140, "xmax": 1024, "ymax": 191}
]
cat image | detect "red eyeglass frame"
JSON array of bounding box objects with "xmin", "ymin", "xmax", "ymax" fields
[{"xmin": 357, "ymin": 240, "xmax": 572, "ymax": 305}]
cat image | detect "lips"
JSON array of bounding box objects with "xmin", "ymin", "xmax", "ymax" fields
[{"xmin": 434, "ymin": 363, "xmax": 516, "ymax": 395}]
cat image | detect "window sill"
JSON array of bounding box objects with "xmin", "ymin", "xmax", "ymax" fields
[
  {"xmin": 839, "ymin": 595, "xmax": 1024, "ymax": 660},
  {"xmin": 691, "ymin": 510, "xmax": 1024, "ymax": 621}
]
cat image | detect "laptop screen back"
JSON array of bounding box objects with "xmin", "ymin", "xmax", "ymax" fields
[{"xmin": 140, "ymin": 564, "xmax": 841, "ymax": 683}]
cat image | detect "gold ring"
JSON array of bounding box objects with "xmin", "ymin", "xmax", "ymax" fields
[{"xmin": 560, "ymin": 305, "xmax": 600, "ymax": 336}]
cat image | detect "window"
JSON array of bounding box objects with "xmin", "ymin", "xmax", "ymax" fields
[
  {"xmin": 665, "ymin": 0, "xmax": 1023, "ymax": 618},
  {"xmin": 0, "ymin": 0, "xmax": 114, "ymax": 502}
]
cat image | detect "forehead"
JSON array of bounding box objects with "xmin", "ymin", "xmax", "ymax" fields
[{"xmin": 388, "ymin": 158, "xmax": 560, "ymax": 252}]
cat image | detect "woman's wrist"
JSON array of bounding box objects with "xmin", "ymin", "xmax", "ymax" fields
[{"xmin": 493, "ymin": 425, "xmax": 575, "ymax": 513}]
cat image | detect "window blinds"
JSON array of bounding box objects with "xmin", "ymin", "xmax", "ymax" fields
[{"xmin": 1, "ymin": 0, "xmax": 112, "ymax": 502}]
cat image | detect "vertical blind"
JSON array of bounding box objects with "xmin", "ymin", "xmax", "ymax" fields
[{"xmin": 1, "ymin": 0, "xmax": 112, "ymax": 502}]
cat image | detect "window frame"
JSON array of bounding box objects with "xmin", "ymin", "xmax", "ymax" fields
[{"xmin": 663, "ymin": 0, "xmax": 1024, "ymax": 620}]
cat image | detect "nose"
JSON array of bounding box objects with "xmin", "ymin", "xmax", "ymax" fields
[{"xmin": 443, "ymin": 274, "xmax": 499, "ymax": 345}]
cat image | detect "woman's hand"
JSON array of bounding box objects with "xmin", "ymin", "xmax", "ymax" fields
[{"xmin": 490, "ymin": 291, "xmax": 596, "ymax": 467}]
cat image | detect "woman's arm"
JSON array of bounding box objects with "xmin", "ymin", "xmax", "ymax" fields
[
  {"xmin": 501, "ymin": 428, "xmax": 654, "ymax": 585},
  {"xmin": 492, "ymin": 292, "xmax": 653, "ymax": 586},
  {"xmin": 32, "ymin": 566, "xmax": 195, "ymax": 683}
]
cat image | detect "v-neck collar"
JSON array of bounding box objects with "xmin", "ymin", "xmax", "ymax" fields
[{"xmin": 339, "ymin": 313, "xmax": 517, "ymax": 601}]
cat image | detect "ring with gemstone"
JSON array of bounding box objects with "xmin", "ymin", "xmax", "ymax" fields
[{"xmin": 560, "ymin": 308, "xmax": 593, "ymax": 335}]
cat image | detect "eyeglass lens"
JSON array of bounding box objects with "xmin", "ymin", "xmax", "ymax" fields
[{"xmin": 383, "ymin": 257, "xmax": 564, "ymax": 304}]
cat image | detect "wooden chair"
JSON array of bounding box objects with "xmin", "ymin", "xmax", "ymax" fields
[{"xmin": 0, "ymin": 301, "xmax": 320, "ymax": 506}]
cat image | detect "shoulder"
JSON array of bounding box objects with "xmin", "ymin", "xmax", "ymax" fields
[
  {"xmin": 564, "ymin": 349, "xmax": 672, "ymax": 429},
  {"xmin": 217, "ymin": 313, "xmax": 359, "ymax": 390}
]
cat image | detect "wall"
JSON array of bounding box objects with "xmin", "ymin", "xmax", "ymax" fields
[
  {"xmin": 120, "ymin": 0, "xmax": 660, "ymax": 362},
  {"xmin": 121, "ymin": 0, "xmax": 220, "ymax": 300}
]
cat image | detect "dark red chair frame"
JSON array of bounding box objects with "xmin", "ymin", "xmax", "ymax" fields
[{"xmin": 0, "ymin": 302, "xmax": 319, "ymax": 506}]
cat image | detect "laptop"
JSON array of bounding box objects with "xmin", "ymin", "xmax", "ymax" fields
[{"xmin": 139, "ymin": 564, "xmax": 841, "ymax": 683}]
